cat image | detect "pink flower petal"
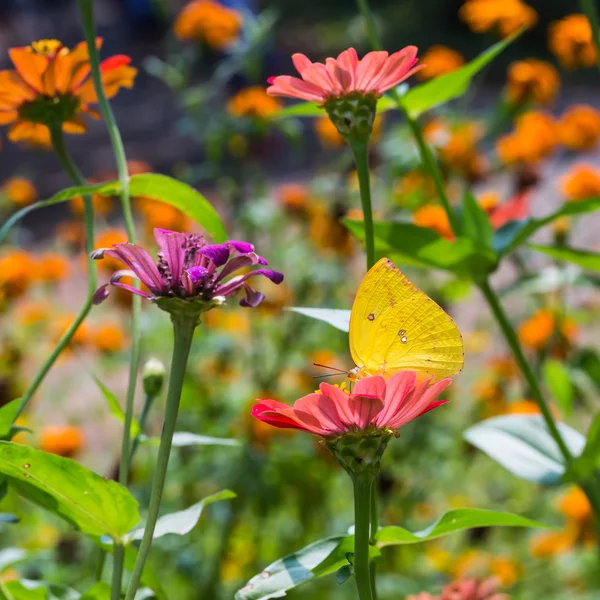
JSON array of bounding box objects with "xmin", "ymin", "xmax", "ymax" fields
[
  {"xmin": 365, "ymin": 47, "xmax": 418, "ymax": 92},
  {"xmin": 292, "ymin": 53, "xmax": 313, "ymax": 75},
  {"xmin": 325, "ymin": 58, "xmax": 347, "ymax": 95},
  {"xmin": 267, "ymin": 75, "xmax": 327, "ymax": 102},
  {"xmin": 294, "ymin": 393, "xmax": 346, "ymax": 434},
  {"xmin": 374, "ymin": 371, "xmax": 417, "ymax": 428},
  {"xmin": 319, "ymin": 383, "xmax": 355, "ymax": 426},
  {"xmin": 353, "ymin": 375, "xmax": 386, "ymax": 400},
  {"xmin": 302, "ymin": 62, "xmax": 336, "ymax": 94},
  {"xmin": 387, "ymin": 378, "xmax": 452, "ymax": 429},
  {"xmin": 348, "ymin": 394, "xmax": 384, "ymax": 429},
  {"xmin": 355, "ymin": 51, "xmax": 389, "ymax": 90},
  {"xmin": 336, "ymin": 48, "xmax": 359, "ymax": 91}
]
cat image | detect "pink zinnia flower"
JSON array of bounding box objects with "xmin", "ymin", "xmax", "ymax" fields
[
  {"xmin": 252, "ymin": 371, "xmax": 451, "ymax": 437},
  {"xmin": 267, "ymin": 47, "xmax": 422, "ymax": 103}
]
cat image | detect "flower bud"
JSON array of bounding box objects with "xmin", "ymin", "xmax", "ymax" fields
[{"xmin": 142, "ymin": 358, "xmax": 166, "ymax": 397}]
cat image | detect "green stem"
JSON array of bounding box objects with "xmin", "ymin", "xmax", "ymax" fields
[
  {"xmin": 478, "ymin": 279, "xmax": 600, "ymax": 518},
  {"xmin": 129, "ymin": 393, "xmax": 156, "ymax": 462},
  {"xmin": 13, "ymin": 126, "xmax": 96, "ymax": 423},
  {"xmin": 349, "ymin": 139, "xmax": 376, "ymax": 270},
  {"xmin": 0, "ymin": 580, "xmax": 15, "ymax": 600},
  {"xmin": 124, "ymin": 317, "xmax": 197, "ymax": 600},
  {"xmin": 95, "ymin": 547, "xmax": 106, "ymax": 582},
  {"xmin": 353, "ymin": 473, "xmax": 374, "ymax": 600},
  {"xmin": 580, "ymin": 0, "xmax": 600, "ymax": 74},
  {"xmin": 76, "ymin": 5, "xmax": 142, "ymax": 594},
  {"xmin": 355, "ymin": 0, "xmax": 382, "ymax": 51},
  {"xmin": 111, "ymin": 544, "xmax": 125, "ymax": 600}
]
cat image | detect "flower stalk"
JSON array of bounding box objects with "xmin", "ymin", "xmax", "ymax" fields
[
  {"xmin": 349, "ymin": 138, "xmax": 376, "ymax": 270},
  {"xmin": 353, "ymin": 472, "xmax": 375, "ymax": 600},
  {"xmin": 124, "ymin": 314, "xmax": 198, "ymax": 600},
  {"xmin": 12, "ymin": 125, "xmax": 96, "ymax": 423}
]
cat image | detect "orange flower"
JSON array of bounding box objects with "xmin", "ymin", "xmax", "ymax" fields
[
  {"xmin": 530, "ymin": 526, "xmax": 579, "ymax": 558},
  {"xmin": 308, "ymin": 204, "xmax": 355, "ymax": 256},
  {"xmin": 549, "ymin": 14, "xmax": 597, "ymax": 69},
  {"xmin": 314, "ymin": 115, "xmax": 345, "ymax": 147},
  {"xmin": 438, "ymin": 122, "xmax": 486, "ymax": 179},
  {"xmin": 69, "ymin": 193, "xmax": 113, "ymax": 216},
  {"xmin": 558, "ymin": 105, "xmax": 600, "ymax": 150},
  {"xmin": 413, "ymin": 204, "xmax": 454, "ymax": 240},
  {"xmin": 276, "ymin": 183, "xmax": 311, "ymax": 213},
  {"xmin": 174, "ymin": 0, "xmax": 242, "ymax": 49},
  {"xmin": 39, "ymin": 424, "xmax": 84, "ymax": 457},
  {"xmin": 505, "ymin": 399, "xmax": 541, "ymax": 415},
  {"xmin": 518, "ymin": 308, "xmax": 577, "ymax": 350},
  {"xmin": 2, "ymin": 177, "xmax": 37, "ymax": 206},
  {"xmin": 417, "ymin": 45, "xmax": 465, "ymax": 80},
  {"xmin": 560, "ymin": 164, "xmax": 600, "ymax": 201},
  {"xmin": 0, "ymin": 249, "xmax": 36, "ymax": 299},
  {"xmin": 496, "ymin": 111, "xmax": 557, "ymax": 164},
  {"xmin": 15, "ymin": 300, "xmax": 52, "ymax": 327},
  {"xmin": 459, "ymin": 0, "xmax": 538, "ymax": 37},
  {"xmin": 558, "ymin": 487, "xmax": 592, "ymax": 523},
  {"xmin": 92, "ymin": 322, "xmax": 128, "ymax": 353},
  {"xmin": 489, "ymin": 556, "xmax": 520, "ymax": 587},
  {"xmin": 0, "ymin": 39, "xmax": 136, "ymax": 147},
  {"xmin": 36, "ymin": 252, "xmax": 71, "ymax": 284},
  {"xmin": 136, "ymin": 199, "xmax": 190, "ymax": 235},
  {"xmin": 394, "ymin": 170, "xmax": 437, "ymax": 205},
  {"xmin": 506, "ymin": 59, "xmax": 560, "ymax": 105},
  {"xmin": 227, "ymin": 87, "xmax": 281, "ymax": 119},
  {"xmin": 94, "ymin": 228, "xmax": 128, "ymax": 273},
  {"xmin": 477, "ymin": 191, "xmax": 500, "ymax": 212},
  {"xmin": 52, "ymin": 314, "xmax": 89, "ymax": 347}
]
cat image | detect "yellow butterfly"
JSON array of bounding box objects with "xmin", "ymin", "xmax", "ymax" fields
[{"xmin": 349, "ymin": 258, "xmax": 464, "ymax": 382}]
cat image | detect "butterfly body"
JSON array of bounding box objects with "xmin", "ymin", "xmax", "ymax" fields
[{"xmin": 349, "ymin": 258, "xmax": 464, "ymax": 382}]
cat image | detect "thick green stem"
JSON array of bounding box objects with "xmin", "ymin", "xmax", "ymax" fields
[
  {"xmin": 129, "ymin": 393, "xmax": 156, "ymax": 462},
  {"xmin": 12, "ymin": 127, "xmax": 96, "ymax": 423},
  {"xmin": 349, "ymin": 139, "xmax": 376, "ymax": 270},
  {"xmin": 580, "ymin": 0, "xmax": 600, "ymax": 74},
  {"xmin": 111, "ymin": 545, "xmax": 125, "ymax": 600},
  {"xmin": 76, "ymin": 5, "xmax": 142, "ymax": 594},
  {"xmin": 95, "ymin": 547, "xmax": 106, "ymax": 582},
  {"xmin": 478, "ymin": 279, "xmax": 600, "ymax": 517},
  {"xmin": 124, "ymin": 317, "xmax": 197, "ymax": 600},
  {"xmin": 353, "ymin": 473, "xmax": 374, "ymax": 600}
]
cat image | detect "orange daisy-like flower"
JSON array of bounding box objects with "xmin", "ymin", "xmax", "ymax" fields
[
  {"xmin": 0, "ymin": 38, "xmax": 136, "ymax": 147},
  {"xmin": 226, "ymin": 87, "xmax": 282, "ymax": 119},
  {"xmin": 459, "ymin": 0, "xmax": 538, "ymax": 38},
  {"xmin": 549, "ymin": 14, "xmax": 597, "ymax": 69},
  {"xmin": 560, "ymin": 163, "xmax": 600, "ymax": 201},
  {"xmin": 506, "ymin": 59, "xmax": 560, "ymax": 106},
  {"xmin": 413, "ymin": 204, "xmax": 454, "ymax": 240},
  {"xmin": 496, "ymin": 111, "xmax": 557, "ymax": 164},
  {"xmin": 39, "ymin": 424, "xmax": 85, "ymax": 458},
  {"xmin": 558, "ymin": 105, "xmax": 600, "ymax": 150},
  {"xmin": 417, "ymin": 45, "xmax": 465, "ymax": 81},
  {"xmin": 2, "ymin": 177, "xmax": 37, "ymax": 206}
]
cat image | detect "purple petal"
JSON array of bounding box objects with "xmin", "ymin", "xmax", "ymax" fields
[
  {"xmin": 216, "ymin": 269, "xmax": 284, "ymax": 297},
  {"xmin": 90, "ymin": 248, "xmax": 108, "ymax": 260},
  {"xmin": 186, "ymin": 266, "xmax": 208, "ymax": 283},
  {"xmin": 105, "ymin": 243, "xmax": 165, "ymax": 293},
  {"xmin": 216, "ymin": 253, "xmax": 266, "ymax": 281},
  {"xmin": 256, "ymin": 255, "xmax": 268, "ymax": 265},
  {"xmin": 110, "ymin": 269, "xmax": 153, "ymax": 299},
  {"xmin": 153, "ymin": 229, "xmax": 188, "ymax": 286},
  {"xmin": 93, "ymin": 284, "xmax": 110, "ymax": 305},
  {"xmin": 252, "ymin": 269, "xmax": 284, "ymax": 284},
  {"xmin": 227, "ymin": 240, "xmax": 254, "ymax": 254},
  {"xmin": 200, "ymin": 244, "xmax": 230, "ymax": 267},
  {"xmin": 240, "ymin": 285, "xmax": 265, "ymax": 307}
]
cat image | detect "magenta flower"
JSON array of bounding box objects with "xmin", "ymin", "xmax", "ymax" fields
[
  {"xmin": 252, "ymin": 371, "xmax": 451, "ymax": 437},
  {"xmin": 92, "ymin": 228, "xmax": 283, "ymax": 310},
  {"xmin": 267, "ymin": 47, "xmax": 422, "ymax": 103}
]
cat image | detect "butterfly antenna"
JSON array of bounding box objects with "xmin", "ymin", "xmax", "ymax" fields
[
  {"xmin": 312, "ymin": 373, "xmax": 343, "ymax": 380},
  {"xmin": 312, "ymin": 363, "xmax": 347, "ymax": 374}
]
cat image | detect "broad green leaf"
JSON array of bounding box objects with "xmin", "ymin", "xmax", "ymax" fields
[
  {"xmin": 92, "ymin": 375, "xmax": 140, "ymax": 437},
  {"xmin": 0, "ymin": 399, "xmax": 20, "ymax": 438},
  {"xmin": 464, "ymin": 415, "xmax": 585, "ymax": 486},
  {"xmin": 564, "ymin": 414, "xmax": 600, "ymax": 482},
  {"xmin": 574, "ymin": 348, "xmax": 600, "ymax": 391},
  {"xmin": 142, "ymin": 432, "xmax": 240, "ymax": 447},
  {"xmin": 5, "ymin": 580, "xmax": 80, "ymax": 600},
  {"xmin": 345, "ymin": 220, "xmax": 497, "ymax": 276},
  {"xmin": 461, "ymin": 191, "xmax": 493, "ymax": 249},
  {"xmin": 126, "ymin": 490, "xmax": 235, "ymax": 542},
  {"xmin": 81, "ymin": 582, "xmax": 111, "ymax": 599},
  {"xmin": 494, "ymin": 196, "xmax": 600, "ymax": 255},
  {"xmin": 376, "ymin": 508, "xmax": 547, "ymax": 547},
  {"xmin": 529, "ymin": 244, "xmax": 600, "ymax": 271},
  {"xmin": 542, "ymin": 360, "xmax": 574, "ymax": 416},
  {"xmin": 237, "ymin": 507, "xmax": 544, "ymax": 599},
  {"xmin": 0, "ymin": 442, "xmax": 139, "ymax": 541},
  {"xmin": 398, "ymin": 33, "xmax": 520, "ymax": 118},
  {"xmin": 288, "ymin": 307, "xmax": 351, "ymax": 332},
  {"xmin": 0, "ymin": 174, "xmax": 226, "ymax": 243}
]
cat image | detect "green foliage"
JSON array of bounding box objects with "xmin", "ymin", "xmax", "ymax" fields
[
  {"xmin": 543, "ymin": 359, "xmax": 575, "ymax": 416},
  {"xmin": 0, "ymin": 399, "xmax": 20, "ymax": 439},
  {"xmin": 564, "ymin": 414, "xmax": 600, "ymax": 483},
  {"xmin": 91, "ymin": 375, "xmax": 140, "ymax": 437},
  {"xmin": 460, "ymin": 191, "xmax": 494, "ymax": 250},
  {"xmin": 0, "ymin": 173, "xmax": 227, "ymax": 243},
  {"xmin": 288, "ymin": 307, "xmax": 351, "ymax": 332},
  {"xmin": 529, "ymin": 244, "xmax": 600, "ymax": 271},
  {"xmin": 0, "ymin": 442, "xmax": 139, "ymax": 541},
  {"xmin": 236, "ymin": 508, "xmax": 546, "ymax": 599},
  {"xmin": 464, "ymin": 415, "xmax": 585, "ymax": 486},
  {"xmin": 80, "ymin": 582, "xmax": 111, "ymax": 599}
]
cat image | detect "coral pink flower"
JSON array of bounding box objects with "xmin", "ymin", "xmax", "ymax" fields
[
  {"xmin": 267, "ymin": 47, "xmax": 422, "ymax": 103},
  {"xmin": 252, "ymin": 371, "xmax": 451, "ymax": 437}
]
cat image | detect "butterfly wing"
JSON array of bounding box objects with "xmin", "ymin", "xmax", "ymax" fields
[{"xmin": 349, "ymin": 258, "xmax": 464, "ymax": 381}]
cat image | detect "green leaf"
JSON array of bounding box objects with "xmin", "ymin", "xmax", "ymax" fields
[
  {"xmin": 461, "ymin": 191, "xmax": 494, "ymax": 249},
  {"xmin": 494, "ymin": 196, "xmax": 600, "ymax": 255},
  {"xmin": 0, "ymin": 399, "xmax": 20, "ymax": 438},
  {"xmin": 92, "ymin": 375, "xmax": 140, "ymax": 437},
  {"xmin": 81, "ymin": 582, "xmax": 111, "ymax": 599},
  {"xmin": 5, "ymin": 581, "xmax": 47, "ymax": 600},
  {"xmin": 125, "ymin": 490, "xmax": 235, "ymax": 542},
  {"xmin": 288, "ymin": 307, "xmax": 351, "ymax": 332},
  {"xmin": 0, "ymin": 548, "xmax": 27, "ymax": 571},
  {"xmin": 564, "ymin": 413, "xmax": 600, "ymax": 482},
  {"xmin": 542, "ymin": 359, "xmax": 574, "ymax": 416},
  {"xmin": 376, "ymin": 508, "xmax": 547, "ymax": 547},
  {"xmin": 236, "ymin": 507, "xmax": 544, "ymax": 599},
  {"xmin": 398, "ymin": 32, "xmax": 521, "ymax": 118},
  {"xmin": 464, "ymin": 415, "xmax": 585, "ymax": 486},
  {"xmin": 141, "ymin": 432, "xmax": 240, "ymax": 448},
  {"xmin": 529, "ymin": 244, "xmax": 600, "ymax": 271},
  {"xmin": 335, "ymin": 564, "xmax": 352, "ymax": 585},
  {"xmin": 0, "ymin": 442, "xmax": 139, "ymax": 541},
  {"xmin": 574, "ymin": 348, "xmax": 600, "ymax": 391},
  {"xmin": 0, "ymin": 174, "xmax": 226, "ymax": 243},
  {"xmin": 345, "ymin": 220, "xmax": 497, "ymax": 276}
]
